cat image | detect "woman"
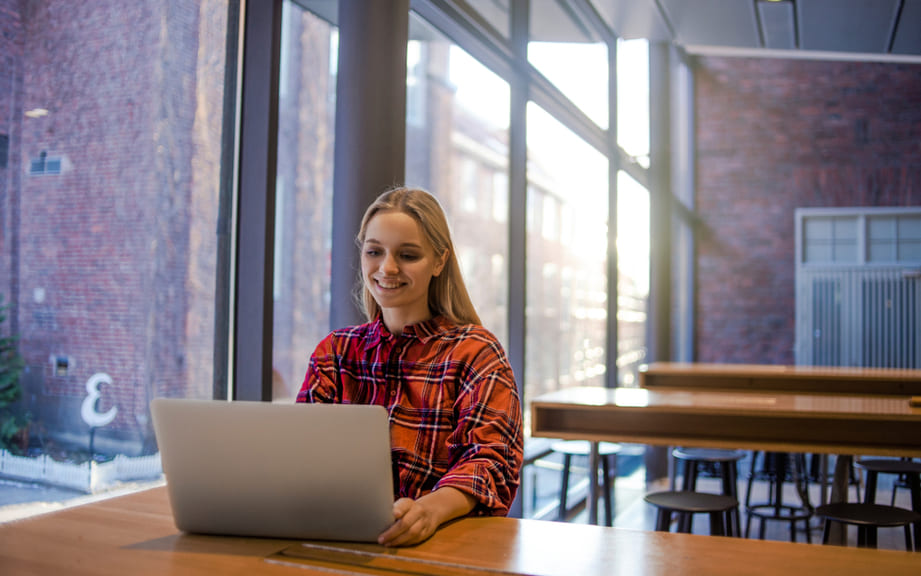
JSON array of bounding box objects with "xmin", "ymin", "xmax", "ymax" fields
[{"xmin": 297, "ymin": 186, "xmax": 523, "ymax": 547}]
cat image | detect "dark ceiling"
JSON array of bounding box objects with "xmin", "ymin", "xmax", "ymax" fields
[{"xmin": 575, "ymin": 0, "xmax": 921, "ymax": 62}]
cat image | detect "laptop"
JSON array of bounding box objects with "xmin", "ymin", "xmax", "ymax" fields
[{"xmin": 150, "ymin": 398, "xmax": 395, "ymax": 542}]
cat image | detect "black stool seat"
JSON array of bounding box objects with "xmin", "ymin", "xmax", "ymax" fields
[
  {"xmin": 855, "ymin": 458, "xmax": 921, "ymax": 550},
  {"xmin": 857, "ymin": 459, "xmax": 921, "ymax": 477},
  {"xmin": 815, "ymin": 502, "xmax": 921, "ymax": 550},
  {"xmin": 644, "ymin": 490, "xmax": 739, "ymax": 536},
  {"xmin": 673, "ymin": 447, "xmax": 745, "ymax": 463},
  {"xmin": 551, "ymin": 440, "xmax": 622, "ymax": 526}
]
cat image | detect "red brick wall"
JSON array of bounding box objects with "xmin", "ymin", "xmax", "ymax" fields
[
  {"xmin": 694, "ymin": 57, "xmax": 921, "ymax": 364},
  {"xmin": 5, "ymin": 0, "xmax": 225, "ymax": 453}
]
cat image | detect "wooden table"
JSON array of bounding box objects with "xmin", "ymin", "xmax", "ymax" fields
[
  {"xmin": 1, "ymin": 486, "xmax": 919, "ymax": 575},
  {"xmin": 531, "ymin": 385, "xmax": 921, "ymax": 530},
  {"xmin": 639, "ymin": 362, "xmax": 921, "ymax": 396}
]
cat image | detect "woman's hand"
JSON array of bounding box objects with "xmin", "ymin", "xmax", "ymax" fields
[{"xmin": 377, "ymin": 487, "xmax": 476, "ymax": 547}]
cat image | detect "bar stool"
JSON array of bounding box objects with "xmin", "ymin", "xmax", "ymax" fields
[
  {"xmin": 644, "ymin": 491, "xmax": 739, "ymax": 536},
  {"xmin": 551, "ymin": 440, "xmax": 621, "ymax": 526},
  {"xmin": 856, "ymin": 458, "xmax": 921, "ymax": 551},
  {"xmin": 744, "ymin": 452, "xmax": 813, "ymax": 542},
  {"xmin": 815, "ymin": 502, "xmax": 920, "ymax": 550},
  {"xmin": 672, "ymin": 447, "xmax": 744, "ymax": 536}
]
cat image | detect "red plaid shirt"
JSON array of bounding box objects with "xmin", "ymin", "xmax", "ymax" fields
[{"xmin": 296, "ymin": 315, "xmax": 523, "ymax": 516}]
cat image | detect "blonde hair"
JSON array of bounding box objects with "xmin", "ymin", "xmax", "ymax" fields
[{"xmin": 355, "ymin": 186, "xmax": 481, "ymax": 326}]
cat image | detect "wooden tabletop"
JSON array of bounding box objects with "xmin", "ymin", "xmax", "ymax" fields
[
  {"xmin": 531, "ymin": 386, "xmax": 921, "ymax": 456},
  {"xmin": 639, "ymin": 362, "xmax": 921, "ymax": 395},
  {"xmin": 2, "ymin": 486, "xmax": 919, "ymax": 575}
]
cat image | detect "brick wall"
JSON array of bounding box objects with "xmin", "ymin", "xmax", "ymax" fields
[
  {"xmin": 6, "ymin": 0, "xmax": 225, "ymax": 454},
  {"xmin": 694, "ymin": 56, "xmax": 921, "ymax": 364}
]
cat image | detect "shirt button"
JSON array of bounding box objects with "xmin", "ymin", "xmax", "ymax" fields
[{"xmin": 390, "ymin": 390, "xmax": 396, "ymax": 396}]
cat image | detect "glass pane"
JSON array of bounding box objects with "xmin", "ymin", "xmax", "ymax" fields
[
  {"xmin": 833, "ymin": 240, "xmax": 857, "ymax": 263},
  {"xmin": 525, "ymin": 102, "xmax": 608, "ymax": 414},
  {"xmin": 804, "ymin": 217, "xmax": 832, "ymax": 241},
  {"xmin": 899, "ymin": 240, "xmax": 921, "ymax": 261},
  {"xmin": 465, "ymin": 0, "xmax": 510, "ymax": 39},
  {"xmin": 868, "ymin": 216, "xmax": 897, "ymax": 242},
  {"xmin": 405, "ymin": 14, "xmax": 511, "ymax": 345},
  {"xmin": 617, "ymin": 38, "xmax": 649, "ymax": 167},
  {"xmin": 616, "ymin": 171, "xmax": 649, "ymax": 386},
  {"xmin": 805, "ymin": 241, "xmax": 833, "ymax": 263},
  {"xmin": 899, "ymin": 215, "xmax": 921, "ymax": 240},
  {"xmin": 272, "ymin": 1, "xmax": 337, "ymax": 402},
  {"xmin": 529, "ymin": 1, "xmax": 608, "ymax": 128},
  {"xmin": 868, "ymin": 241, "xmax": 897, "ymax": 262},
  {"xmin": 834, "ymin": 217, "xmax": 857, "ymax": 240},
  {"xmin": 1, "ymin": 1, "xmax": 232, "ymax": 514}
]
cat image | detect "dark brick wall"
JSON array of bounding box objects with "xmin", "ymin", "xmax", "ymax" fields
[{"xmin": 694, "ymin": 57, "xmax": 921, "ymax": 364}]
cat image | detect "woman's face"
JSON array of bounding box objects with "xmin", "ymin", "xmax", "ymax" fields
[{"xmin": 361, "ymin": 210, "xmax": 446, "ymax": 329}]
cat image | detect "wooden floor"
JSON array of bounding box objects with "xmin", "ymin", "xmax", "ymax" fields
[{"xmin": 522, "ymin": 448, "xmax": 917, "ymax": 552}]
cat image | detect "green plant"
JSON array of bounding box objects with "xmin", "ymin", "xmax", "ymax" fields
[{"xmin": 0, "ymin": 295, "xmax": 27, "ymax": 453}]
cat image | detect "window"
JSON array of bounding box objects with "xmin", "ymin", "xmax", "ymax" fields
[
  {"xmin": 405, "ymin": 13, "xmax": 511, "ymax": 346},
  {"xmin": 868, "ymin": 214, "xmax": 921, "ymax": 262},
  {"xmin": 803, "ymin": 216, "xmax": 858, "ymax": 264},
  {"xmin": 526, "ymin": 102, "xmax": 608, "ymax": 406},
  {"xmin": 0, "ymin": 1, "xmax": 233, "ymax": 505},
  {"xmin": 528, "ymin": 1, "xmax": 608, "ymax": 128},
  {"xmin": 271, "ymin": 1, "xmax": 338, "ymax": 402}
]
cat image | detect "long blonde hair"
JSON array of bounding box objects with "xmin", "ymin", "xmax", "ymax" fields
[{"xmin": 355, "ymin": 187, "xmax": 481, "ymax": 326}]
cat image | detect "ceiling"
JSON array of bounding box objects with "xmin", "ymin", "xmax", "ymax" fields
[{"xmin": 589, "ymin": 0, "xmax": 921, "ymax": 63}]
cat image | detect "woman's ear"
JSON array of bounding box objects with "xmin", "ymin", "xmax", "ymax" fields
[{"xmin": 433, "ymin": 250, "xmax": 448, "ymax": 277}]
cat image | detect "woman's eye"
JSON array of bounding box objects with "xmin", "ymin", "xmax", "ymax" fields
[
  {"xmin": 401, "ymin": 253, "xmax": 420, "ymax": 261},
  {"xmin": 364, "ymin": 249, "xmax": 380, "ymax": 257}
]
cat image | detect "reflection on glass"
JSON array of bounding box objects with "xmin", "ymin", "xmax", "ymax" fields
[
  {"xmin": 616, "ymin": 171, "xmax": 649, "ymax": 386},
  {"xmin": 465, "ymin": 0, "xmax": 510, "ymax": 39},
  {"xmin": 617, "ymin": 38, "xmax": 649, "ymax": 167},
  {"xmin": 526, "ymin": 102, "xmax": 608, "ymax": 420},
  {"xmin": 405, "ymin": 14, "xmax": 511, "ymax": 346},
  {"xmin": 272, "ymin": 1, "xmax": 338, "ymax": 402},
  {"xmin": 0, "ymin": 1, "xmax": 231, "ymax": 514},
  {"xmin": 528, "ymin": 4, "xmax": 608, "ymax": 129}
]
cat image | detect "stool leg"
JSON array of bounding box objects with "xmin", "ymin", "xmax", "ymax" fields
[
  {"xmin": 857, "ymin": 525, "xmax": 867, "ymax": 548},
  {"xmin": 679, "ymin": 461, "xmax": 699, "ymax": 533},
  {"xmin": 722, "ymin": 461, "xmax": 741, "ymax": 537},
  {"xmin": 655, "ymin": 509, "xmax": 671, "ymax": 532},
  {"xmin": 822, "ymin": 520, "xmax": 831, "ymax": 544},
  {"xmin": 903, "ymin": 524, "xmax": 913, "ymax": 552},
  {"xmin": 709, "ymin": 511, "xmax": 725, "ymax": 537},
  {"xmin": 602, "ymin": 455, "xmax": 613, "ymax": 527},
  {"xmin": 863, "ymin": 470, "xmax": 878, "ymax": 504},
  {"xmin": 558, "ymin": 454, "xmax": 572, "ymax": 521},
  {"xmin": 908, "ymin": 472, "xmax": 921, "ymax": 552}
]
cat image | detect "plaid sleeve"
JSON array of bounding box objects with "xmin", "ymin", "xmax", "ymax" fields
[
  {"xmin": 434, "ymin": 336, "xmax": 524, "ymax": 516},
  {"xmin": 296, "ymin": 333, "xmax": 340, "ymax": 404}
]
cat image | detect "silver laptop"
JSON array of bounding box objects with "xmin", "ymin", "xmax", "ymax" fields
[{"xmin": 150, "ymin": 398, "xmax": 395, "ymax": 542}]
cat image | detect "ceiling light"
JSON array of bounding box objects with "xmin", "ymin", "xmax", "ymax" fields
[{"xmin": 25, "ymin": 108, "xmax": 49, "ymax": 118}]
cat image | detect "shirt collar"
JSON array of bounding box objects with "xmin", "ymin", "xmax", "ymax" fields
[{"xmin": 363, "ymin": 315, "xmax": 454, "ymax": 352}]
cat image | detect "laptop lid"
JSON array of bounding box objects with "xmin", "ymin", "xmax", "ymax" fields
[{"xmin": 150, "ymin": 398, "xmax": 395, "ymax": 542}]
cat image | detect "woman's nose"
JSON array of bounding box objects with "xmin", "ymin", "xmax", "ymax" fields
[{"xmin": 381, "ymin": 253, "xmax": 399, "ymax": 274}]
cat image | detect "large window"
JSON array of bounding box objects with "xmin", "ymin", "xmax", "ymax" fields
[
  {"xmin": 616, "ymin": 172, "xmax": 649, "ymax": 386},
  {"xmin": 0, "ymin": 0, "xmax": 233, "ymax": 510},
  {"xmin": 271, "ymin": 2, "xmax": 338, "ymax": 402},
  {"xmin": 525, "ymin": 103, "xmax": 608, "ymax": 412},
  {"xmin": 405, "ymin": 14, "xmax": 511, "ymax": 345}
]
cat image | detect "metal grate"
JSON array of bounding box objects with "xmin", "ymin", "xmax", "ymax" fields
[{"xmin": 797, "ymin": 267, "xmax": 920, "ymax": 368}]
